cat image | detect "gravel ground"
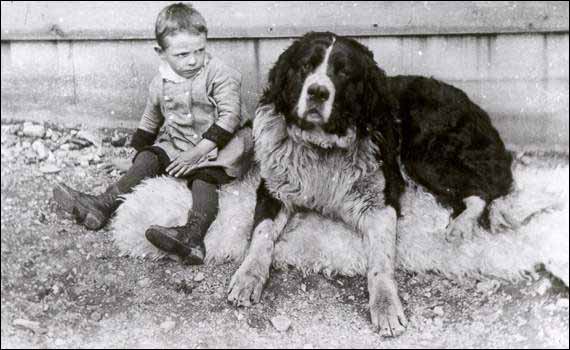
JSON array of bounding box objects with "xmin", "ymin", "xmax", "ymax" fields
[{"xmin": 1, "ymin": 121, "xmax": 569, "ymax": 348}]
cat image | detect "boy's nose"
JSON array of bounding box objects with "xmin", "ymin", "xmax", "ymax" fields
[{"xmin": 188, "ymin": 56, "xmax": 196, "ymax": 65}]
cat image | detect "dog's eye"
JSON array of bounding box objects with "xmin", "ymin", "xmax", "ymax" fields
[
  {"xmin": 300, "ymin": 63, "xmax": 312, "ymax": 74},
  {"xmin": 336, "ymin": 67, "xmax": 350, "ymax": 78}
]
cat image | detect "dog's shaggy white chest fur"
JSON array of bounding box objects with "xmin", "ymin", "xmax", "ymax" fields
[{"xmin": 254, "ymin": 105, "xmax": 386, "ymax": 220}]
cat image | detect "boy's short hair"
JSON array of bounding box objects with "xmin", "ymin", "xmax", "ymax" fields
[{"xmin": 155, "ymin": 3, "xmax": 208, "ymax": 49}]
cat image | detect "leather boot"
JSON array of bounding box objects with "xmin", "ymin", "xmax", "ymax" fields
[
  {"xmin": 145, "ymin": 211, "xmax": 207, "ymax": 265},
  {"xmin": 53, "ymin": 183, "xmax": 122, "ymax": 230}
]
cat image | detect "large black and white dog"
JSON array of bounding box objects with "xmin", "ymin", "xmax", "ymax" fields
[{"xmin": 227, "ymin": 32, "xmax": 513, "ymax": 337}]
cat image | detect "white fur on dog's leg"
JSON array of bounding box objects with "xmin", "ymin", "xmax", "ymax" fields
[
  {"xmin": 227, "ymin": 257, "xmax": 268, "ymax": 307},
  {"xmin": 445, "ymin": 196, "xmax": 486, "ymax": 242},
  {"xmin": 360, "ymin": 206, "xmax": 407, "ymax": 337},
  {"xmin": 368, "ymin": 271, "xmax": 407, "ymax": 337},
  {"xmin": 228, "ymin": 212, "xmax": 289, "ymax": 307}
]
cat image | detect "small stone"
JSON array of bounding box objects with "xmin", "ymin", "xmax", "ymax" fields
[
  {"xmin": 39, "ymin": 163, "xmax": 61, "ymax": 174},
  {"xmin": 194, "ymin": 272, "xmax": 205, "ymax": 282},
  {"xmin": 90, "ymin": 311, "xmax": 103, "ymax": 321},
  {"xmin": 300, "ymin": 283, "xmax": 307, "ymax": 292},
  {"xmin": 22, "ymin": 122, "xmax": 46, "ymax": 138},
  {"xmin": 347, "ymin": 295, "xmax": 355, "ymax": 301},
  {"xmin": 111, "ymin": 135, "xmax": 127, "ymax": 147},
  {"xmin": 51, "ymin": 283, "xmax": 62, "ymax": 295},
  {"xmin": 138, "ymin": 278, "xmax": 151, "ymax": 287},
  {"xmin": 69, "ymin": 137, "xmax": 92, "ymax": 149},
  {"xmin": 77, "ymin": 130, "xmax": 101, "ymax": 148},
  {"xmin": 54, "ymin": 338, "xmax": 65, "ymax": 346},
  {"xmin": 476, "ymin": 280, "xmax": 501, "ymax": 294},
  {"xmin": 79, "ymin": 157, "xmax": 91, "ymax": 167},
  {"xmin": 32, "ymin": 139, "xmax": 51, "ymax": 161},
  {"xmin": 270, "ymin": 316, "xmax": 291, "ymax": 332},
  {"xmin": 160, "ymin": 320, "xmax": 176, "ymax": 332}
]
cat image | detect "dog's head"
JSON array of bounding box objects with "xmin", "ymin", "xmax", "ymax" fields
[{"xmin": 260, "ymin": 31, "xmax": 398, "ymax": 149}]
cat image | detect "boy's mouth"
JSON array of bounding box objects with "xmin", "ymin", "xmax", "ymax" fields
[
  {"xmin": 180, "ymin": 67, "xmax": 201, "ymax": 77},
  {"xmin": 183, "ymin": 66, "xmax": 201, "ymax": 73}
]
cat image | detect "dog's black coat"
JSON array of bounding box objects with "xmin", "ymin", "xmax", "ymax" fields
[
  {"xmin": 260, "ymin": 32, "xmax": 513, "ymax": 220},
  {"xmin": 391, "ymin": 76, "xmax": 514, "ymax": 220}
]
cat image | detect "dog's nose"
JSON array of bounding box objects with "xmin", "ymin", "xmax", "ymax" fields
[{"xmin": 307, "ymin": 83, "xmax": 330, "ymax": 102}]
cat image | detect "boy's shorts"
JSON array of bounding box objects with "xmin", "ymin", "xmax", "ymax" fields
[{"xmin": 133, "ymin": 146, "xmax": 235, "ymax": 186}]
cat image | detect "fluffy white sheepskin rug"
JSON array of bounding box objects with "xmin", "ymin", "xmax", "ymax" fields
[{"xmin": 111, "ymin": 165, "xmax": 569, "ymax": 286}]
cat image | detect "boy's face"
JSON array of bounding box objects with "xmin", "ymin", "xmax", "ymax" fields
[{"xmin": 156, "ymin": 32, "xmax": 207, "ymax": 79}]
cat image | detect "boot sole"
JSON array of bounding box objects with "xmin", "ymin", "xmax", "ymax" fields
[
  {"xmin": 53, "ymin": 184, "xmax": 108, "ymax": 230},
  {"xmin": 145, "ymin": 228, "xmax": 204, "ymax": 265},
  {"xmin": 53, "ymin": 184, "xmax": 77, "ymax": 214},
  {"xmin": 84, "ymin": 213, "xmax": 107, "ymax": 231}
]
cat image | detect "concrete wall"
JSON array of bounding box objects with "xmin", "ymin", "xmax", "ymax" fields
[{"xmin": 1, "ymin": 1, "xmax": 569, "ymax": 150}]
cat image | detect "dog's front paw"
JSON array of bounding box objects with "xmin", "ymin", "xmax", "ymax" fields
[
  {"xmin": 369, "ymin": 291, "xmax": 408, "ymax": 337},
  {"xmin": 445, "ymin": 213, "xmax": 477, "ymax": 242},
  {"xmin": 227, "ymin": 259, "xmax": 268, "ymax": 307}
]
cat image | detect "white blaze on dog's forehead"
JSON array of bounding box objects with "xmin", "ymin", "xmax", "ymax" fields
[
  {"xmin": 316, "ymin": 36, "xmax": 336, "ymax": 75},
  {"xmin": 296, "ymin": 37, "xmax": 337, "ymax": 122}
]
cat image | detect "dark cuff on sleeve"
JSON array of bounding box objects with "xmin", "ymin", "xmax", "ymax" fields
[
  {"xmin": 202, "ymin": 124, "xmax": 234, "ymax": 149},
  {"xmin": 130, "ymin": 128, "xmax": 157, "ymax": 152}
]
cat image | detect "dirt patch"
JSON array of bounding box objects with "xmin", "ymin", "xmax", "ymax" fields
[{"xmin": 1, "ymin": 121, "xmax": 569, "ymax": 348}]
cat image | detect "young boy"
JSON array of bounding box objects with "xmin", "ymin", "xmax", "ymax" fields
[{"xmin": 53, "ymin": 3, "xmax": 252, "ymax": 265}]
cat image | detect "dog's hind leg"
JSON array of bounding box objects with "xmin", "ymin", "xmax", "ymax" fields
[
  {"xmin": 228, "ymin": 179, "xmax": 290, "ymax": 307},
  {"xmin": 358, "ymin": 206, "xmax": 408, "ymax": 337},
  {"xmin": 445, "ymin": 195, "xmax": 486, "ymax": 242}
]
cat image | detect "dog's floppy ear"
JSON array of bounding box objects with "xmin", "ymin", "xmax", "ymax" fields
[
  {"xmin": 362, "ymin": 59, "xmax": 400, "ymax": 152},
  {"xmin": 260, "ymin": 36, "xmax": 306, "ymax": 113},
  {"xmin": 362, "ymin": 56, "xmax": 405, "ymax": 215},
  {"xmin": 344, "ymin": 37, "xmax": 399, "ymax": 146}
]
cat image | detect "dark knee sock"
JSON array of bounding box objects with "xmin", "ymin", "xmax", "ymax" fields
[
  {"xmin": 116, "ymin": 151, "xmax": 163, "ymax": 194},
  {"xmin": 190, "ymin": 179, "xmax": 219, "ymax": 237}
]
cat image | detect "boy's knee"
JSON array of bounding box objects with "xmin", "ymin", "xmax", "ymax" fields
[{"xmin": 133, "ymin": 150, "xmax": 162, "ymax": 172}]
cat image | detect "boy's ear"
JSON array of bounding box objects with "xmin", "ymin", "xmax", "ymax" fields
[{"xmin": 154, "ymin": 46, "xmax": 164, "ymax": 56}]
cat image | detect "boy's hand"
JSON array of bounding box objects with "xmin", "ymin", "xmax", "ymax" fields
[{"xmin": 167, "ymin": 149, "xmax": 204, "ymax": 177}]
